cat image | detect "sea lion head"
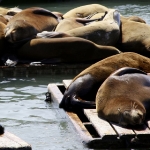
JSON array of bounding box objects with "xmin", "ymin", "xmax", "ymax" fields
[
  {"xmin": 117, "ymin": 98, "xmax": 146, "ymax": 126},
  {"xmin": 5, "ymin": 19, "xmax": 37, "ymax": 43}
]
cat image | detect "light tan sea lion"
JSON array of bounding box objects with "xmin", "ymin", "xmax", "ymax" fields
[
  {"xmin": 55, "ymin": 12, "xmax": 107, "ymax": 32},
  {"xmin": 96, "ymin": 67, "xmax": 150, "ymax": 126},
  {"xmin": 0, "ymin": 7, "xmax": 21, "ymax": 16},
  {"xmin": 120, "ymin": 15, "xmax": 146, "ymax": 24},
  {"xmin": 16, "ymin": 36, "xmax": 120, "ymax": 62},
  {"xmin": 0, "ymin": 15, "xmax": 8, "ymax": 24},
  {"xmin": 4, "ymin": 7, "xmax": 61, "ymax": 43},
  {"xmin": 65, "ymin": 9, "xmax": 120, "ymax": 46},
  {"xmin": 63, "ymin": 4, "xmax": 109, "ymax": 18},
  {"xmin": 116, "ymin": 17, "xmax": 150, "ymax": 57},
  {"xmin": 59, "ymin": 52, "xmax": 150, "ymax": 111}
]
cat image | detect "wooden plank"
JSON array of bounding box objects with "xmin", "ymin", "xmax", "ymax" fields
[
  {"xmin": 110, "ymin": 122, "xmax": 135, "ymax": 137},
  {"xmin": 47, "ymin": 84, "xmax": 93, "ymax": 145},
  {"xmin": 84, "ymin": 109, "xmax": 117, "ymax": 139},
  {"xmin": 0, "ymin": 131, "xmax": 31, "ymax": 150},
  {"xmin": 63, "ymin": 79, "xmax": 72, "ymax": 88}
]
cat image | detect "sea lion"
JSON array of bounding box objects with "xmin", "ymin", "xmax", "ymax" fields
[
  {"xmin": 96, "ymin": 67, "xmax": 150, "ymax": 126},
  {"xmin": 65, "ymin": 9, "xmax": 120, "ymax": 46},
  {"xmin": 63, "ymin": 4, "xmax": 109, "ymax": 18},
  {"xmin": 55, "ymin": 12, "xmax": 107, "ymax": 32},
  {"xmin": 0, "ymin": 22, "xmax": 7, "ymax": 57},
  {"xmin": 59, "ymin": 52, "xmax": 150, "ymax": 111},
  {"xmin": 0, "ymin": 6, "xmax": 21, "ymax": 16},
  {"xmin": 120, "ymin": 15, "xmax": 146, "ymax": 24},
  {"xmin": 0, "ymin": 14, "xmax": 8, "ymax": 24},
  {"xmin": 16, "ymin": 36, "xmax": 120, "ymax": 63},
  {"xmin": 4, "ymin": 7, "xmax": 61, "ymax": 43},
  {"xmin": 116, "ymin": 17, "xmax": 150, "ymax": 57}
]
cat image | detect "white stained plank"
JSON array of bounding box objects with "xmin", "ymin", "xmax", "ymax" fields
[
  {"xmin": 133, "ymin": 124, "xmax": 150, "ymax": 135},
  {"xmin": 84, "ymin": 109, "xmax": 117, "ymax": 139},
  {"xmin": 63, "ymin": 80, "xmax": 72, "ymax": 88},
  {"xmin": 47, "ymin": 83, "xmax": 63, "ymax": 104},
  {"xmin": 110, "ymin": 122, "xmax": 135, "ymax": 137},
  {"xmin": 0, "ymin": 131, "xmax": 31, "ymax": 149}
]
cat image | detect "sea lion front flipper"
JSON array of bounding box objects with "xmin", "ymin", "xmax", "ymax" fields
[
  {"xmin": 36, "ymin": 31, "xmax": 71, "ymax": 38},
  {"xmin": 111, "ymin": 67, "xmax": 147, "ymax": 76},
  {"xmin": 59, "ymin": 95, "xmax": 96, "ymax": 111},
  {"xmin": 33, "ymin": 8, "xmax": 61, "ymax": 21}
]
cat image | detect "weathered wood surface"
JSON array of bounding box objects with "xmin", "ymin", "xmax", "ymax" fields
[
  {"xmin": 48, "ymin": 80, "xmax": 150, "ymax": 148},
  {"xmin": 0, "ymin": 131, "xmax": 31, "ymax": 150},
  {"xmin": 47, "ymin": 84, "xmax": 93, "ymax": 146}
]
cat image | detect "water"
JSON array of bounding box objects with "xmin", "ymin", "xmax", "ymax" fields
[{"xmin": 1, "ymin": 0, "xmax": 150, "ymax": 149}]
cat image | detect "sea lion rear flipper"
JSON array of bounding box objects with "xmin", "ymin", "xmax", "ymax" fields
[
  {"xmin": 71, "ymin": 95, "xmax": 96, "ymax": 109},
  {"xmin": 33, "ymin": 8, "xmax": 60, "ymax": 21}
]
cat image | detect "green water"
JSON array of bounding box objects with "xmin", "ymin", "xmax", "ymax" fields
[{"xmin": 1, "ymin": 1, "xmax": 150, "ymax": 149}]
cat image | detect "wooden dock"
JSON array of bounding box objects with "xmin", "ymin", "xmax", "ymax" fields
[
  {"xmin": 48, "ymin": 80, "xmax": 150, "ymax": 149},
  {"xmin": 0, "ymin": 63, "xmax": 91, "ymax": 77},
  {"xmin": 0, "ymin": 131, "xmax": 31, "ymax": 150}
]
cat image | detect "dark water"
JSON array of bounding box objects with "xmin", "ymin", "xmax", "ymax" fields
[{"xmin": 1, "ymin": 1, "xmax": 150, "ymax": 150}]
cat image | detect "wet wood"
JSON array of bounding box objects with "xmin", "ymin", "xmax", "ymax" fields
[
  {"xmin": 0, "ymin": 131, "xmax": 31, "ymax": 150},
  {"xmin": 48, "ymin": 80, "xmax": 150, "ymax": 148},
  {"xmin": 47, "ymin": 83, "xmax": 93, "ymax": 146},
  {"xmin": 84, "ymin": 109, "xmax": 117, "ymax": 138}
]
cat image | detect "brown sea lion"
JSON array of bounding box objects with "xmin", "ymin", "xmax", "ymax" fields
[
  {"xmin": 96, "ymin": 67, "xmax": 150, "ymax": 126},
  {"xmin": 16, "ymin": 36, "xmax": 120, "ymax": 62},
  {"xmin": 59, "ymin": 52, "xmax": 150, "ymax": 111},
  {"xmin": 116, "ymin": 17, "xmax": 150, "ymax": 57},
  {"xmin": 0, "ymin": 22, "xmax": 7, "ymax": 57},
  {"xmin": 63, "ymin": 4, "xmax": 109, "ymax": 18},
  {"xmin": 65, "ymin": 9, "xmax": 120, "ymax": 46},
  {"xmin": 4, "ymin": 7, "xmax": 61, "ymax": 43}
]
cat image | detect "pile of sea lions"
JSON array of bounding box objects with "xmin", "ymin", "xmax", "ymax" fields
[{"xmin": 1, "ymin": 4, "xmax": 150, "ymax": 128}]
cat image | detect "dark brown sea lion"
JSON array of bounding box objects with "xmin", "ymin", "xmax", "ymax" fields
[
  {"xmin": 63, "ymin": 4, "xmax": 109, "ymax": 18},
  {"xmin": 116, "ymin": 17, "xmax": 150, "ymax": 57},
  {"xmin": 4, "ymin": 7, "xmax": 61, "ymax": 43},
  {"xmin": 65, "ymin": 9, "xmax": 120, "ymax": 46},
  {"xmin": 16, "ymin": 36, "xmax": 120, "ymax": 62},
  {"xmin": 59, "ymin": 52, "xmax": 150, "ymax": 111},
  {"xmin": 96, "ymin": 67, "xmax": 150, "ymax": 126}
]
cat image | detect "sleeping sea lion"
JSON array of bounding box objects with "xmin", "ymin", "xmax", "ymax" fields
[
  {"xmin": 116, "ymin": 17, "xmax": 150, "ymax": 57},
  {"xmin": 16, "ymin": 36, "xmax": 121, "ymax": 63},
  {"xmin": 96, "ymin": 67, "xmax": 150, "ymax": 126},
  {"xmin": 65, "ymin": 9, "xmax": 120, "ymax": 46},
  {"xmin": 63, "ymin": 4, "xmax": 109, "ymax": 18},
  {"xmin": 59, "ymin": 52, "xmax": 150, "ymax": 111},
  {"xmin": 4, "ymin": 7, "xmax": 61, "ymax": 43},
  {"xmin": 0, "ymin": 6, "xmax": 21, "ymax": 16},
  {"xmin": 55, "ymin": 12, "xmax": 107, "ymax": 32}
]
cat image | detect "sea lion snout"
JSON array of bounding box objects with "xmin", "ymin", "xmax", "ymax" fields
[{"xmin": 121, "ymin": 109, "xmax": 145, "ymax": 126}]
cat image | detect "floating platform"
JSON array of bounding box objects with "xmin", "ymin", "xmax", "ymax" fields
[
  {"xmin": 0, "ymin": 63, "xmax": 91, "ymax": 77},
  {"xmin": 48, "ymin": 80, "xmax": 150, "ymax": 149},
  {"xmin": 0, "ymin": 131, "xmax": 31, "ymax": 150}
]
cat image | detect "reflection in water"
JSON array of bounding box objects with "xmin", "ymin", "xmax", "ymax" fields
[{"xmin": 1, "ymin": 1, "xmax": 150, "ymax": 149}]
